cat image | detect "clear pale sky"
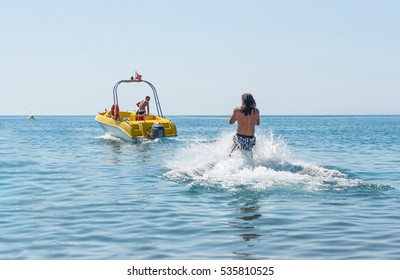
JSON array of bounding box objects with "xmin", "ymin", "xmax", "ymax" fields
[{"xmin": 1, "ymin": 0, "xmax": 399, "ymax": 115}]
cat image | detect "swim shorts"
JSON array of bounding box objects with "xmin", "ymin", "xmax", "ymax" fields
[
  {"xmin": 137, "ymin": 110, "xmax": 146, "ymax": 120},
  {"xmin": 233, "ymin": 134, "xmax": 256, "ymax": 151}
]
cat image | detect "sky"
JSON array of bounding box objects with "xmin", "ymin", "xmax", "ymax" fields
[{"xmin": 0, "ymin": 0, "xmax": 399, "ymax": 115}]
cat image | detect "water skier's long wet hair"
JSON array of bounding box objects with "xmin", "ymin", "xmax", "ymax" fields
[{"xmin": 241, "ymin": 93, "xmax": 257, "ymax": 116}]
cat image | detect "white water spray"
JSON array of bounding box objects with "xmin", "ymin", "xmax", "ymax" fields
[{"xmin": 164, "ymin": 130, "xmax": 379, "ymax": 191}]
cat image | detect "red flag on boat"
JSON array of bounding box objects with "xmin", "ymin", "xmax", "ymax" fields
[{"xmin": 135, "ymin": 71, "xmax": 142, "ymax": 81}]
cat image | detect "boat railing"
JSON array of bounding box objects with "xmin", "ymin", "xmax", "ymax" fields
[{"xmin": 112, "ymin": 79, "xmax": 164, "ymax": 118}]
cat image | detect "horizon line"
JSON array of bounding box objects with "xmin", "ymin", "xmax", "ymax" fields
[{"xmin": 1, "ymin": 113, "xmax": 399, "ymax": 117}]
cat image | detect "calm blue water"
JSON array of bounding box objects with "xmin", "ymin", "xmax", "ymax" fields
[{"xmin": 0, "ymin": 115, "xmax": 399, "ymax": 259}]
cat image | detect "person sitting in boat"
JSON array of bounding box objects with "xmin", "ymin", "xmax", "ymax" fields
[
  {"xmin": 229, "ymin": 93, "xmax": 260, "ymax": 156},
  {"xmin": 136, "ymin": 96, "xmax": 150, "ymax": 120}
]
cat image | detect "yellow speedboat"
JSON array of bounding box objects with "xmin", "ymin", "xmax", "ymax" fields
[{"xmin": 95, "ymin": 74, "xmax": 177, "ymax": 141}]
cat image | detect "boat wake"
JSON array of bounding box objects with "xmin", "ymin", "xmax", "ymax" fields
[
  {"xmin": 96, "ymin": 133, "xmax": 161, "ymax": 144},
  {"xmin": 164, "ymin": 131, "xmax": 390, "ymax": 192},
  {"xmin": 96, "ymin": 133, "xmax": 124, "ymax": 142}
]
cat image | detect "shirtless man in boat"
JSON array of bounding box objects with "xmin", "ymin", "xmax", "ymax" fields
[
  {"xmin": 229, "ymin": 93, "xmax": 260, "ymax": 157},
  {"xmin": 136, "ymin": 96, "xmax": 150, "ymax": 120}
]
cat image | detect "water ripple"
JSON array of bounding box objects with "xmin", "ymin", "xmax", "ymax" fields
[{"xmin": 0, "ymin": 116, "xmax": 399, "ymax": 259}]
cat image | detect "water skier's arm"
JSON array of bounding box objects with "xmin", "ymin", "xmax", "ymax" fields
[
  {"xmin": 229, "ymin": 109, "xmax": 238, "ymax": 124},
  {"xmin": 256, "ymin": 109, "xmax": 260, "ymax": 126}
]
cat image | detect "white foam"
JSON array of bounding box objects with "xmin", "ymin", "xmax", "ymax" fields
[
  {"xmin": 96, "ymin": 133, "xmax": 123, "ymax": 142},
  {"xmin": 96, "ymin": 133, "xmax": 161, "ymax": 144},
  {"xmin": 164, "ymin": 130, "xmax": 374, "ymax": 191}
]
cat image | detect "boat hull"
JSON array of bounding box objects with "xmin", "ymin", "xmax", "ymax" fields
[{"xmin": 95, "ymin": 111, "xmax": 177, "ymax": 141}]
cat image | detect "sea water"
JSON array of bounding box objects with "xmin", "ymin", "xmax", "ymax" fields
[{"xmin": 0, "ymin": 115, "xmax": 399, "ymax": 259}]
